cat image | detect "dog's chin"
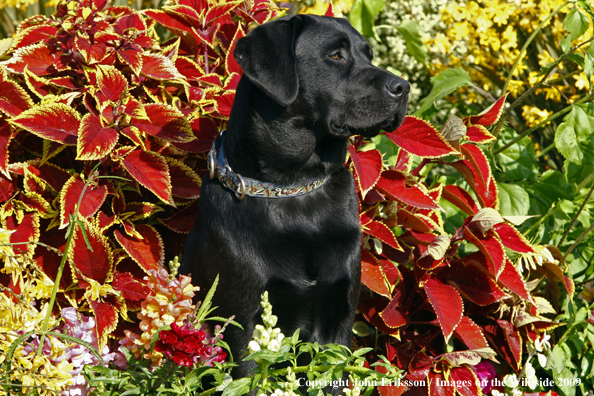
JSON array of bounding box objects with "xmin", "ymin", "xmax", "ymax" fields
[{"xmin": 330, "ymin": 114, "xmax": 405, "ymax": 138}]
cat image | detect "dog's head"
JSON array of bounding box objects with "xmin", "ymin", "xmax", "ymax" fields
[{"xmin": 234, "ymin": 14, "xmax": 409, "ymax": 139}]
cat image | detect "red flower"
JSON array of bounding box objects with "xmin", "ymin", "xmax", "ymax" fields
[{"xmin": 155, "ymin": 321, "xmax": 226, "ymax": 367}]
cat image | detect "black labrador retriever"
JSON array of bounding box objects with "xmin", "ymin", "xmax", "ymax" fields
[{"xmin": 181, "ymin": 14, "xmax": 408, "ymax": 379}]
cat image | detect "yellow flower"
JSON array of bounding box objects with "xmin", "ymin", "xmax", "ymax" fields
[
  {"xmin": 537, "ymin": 50, "xmax": 557, "ymax": 67},
  {"xmin": 522, "ymin": 106, "xmax": 553, "ymax": 127},
  {"xmin": 83, "ymin": 278, "xmax": 119, "ymax": 302},
  {"xmin": 574, "ymin": 72, "xmax": 590, "ymax": 90},
  {"xmin": 508, "ymin": 80, "xmax": 525, "ymax": 97}
]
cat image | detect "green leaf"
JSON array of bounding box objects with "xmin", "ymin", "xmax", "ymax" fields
[
  {"xmin": 413, "ymin": 68, "xmax": 472, "ymax": 117},
  {"xmin": 555, "ymin": 116, "xmax": 583, "ymax": 164},
  {"xmin": 584, "ymin": 52, "xmax": 593, "ymax": 82},
  {"xmin": 221, "ymin": 377, "xmax": 252, "ymax": 396},
  {"xmin": 497, "ymin": 183, "xmax": 530, "ymax": 216},
  {"xmin": 363, "ymin": 0, "xmax": 385, "ymax": 17},
  {"xmin": 196, "ymin": 274, "xmax": 219, "ymax": 324},
  {"xmin": 396, "ymin": 20, "xmax": 427, "ymax": 64},
  {"xmin": 352, "ymin": 347, "xmax": 373, "ymax": 357},
  {"xmin": 565, "ymin": 8, "xmax": 590, "ymax": 42},
  {"xmin": 573, "ymin": 105, "xmax": 594, "ymax": 141},
  {"xmin": 560, "ymin": 34, "xmax": 572, "ymax": 53},
  {"xmin": 496, "ymin": 133, "xmax": 539, "ymax": 181},
  {"xmin": 349, "ymin": 0, "xmax": 385, "ymax": 39}
]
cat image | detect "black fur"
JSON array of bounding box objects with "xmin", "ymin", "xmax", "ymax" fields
[{"xmin": 181, "ymin": 14, "xmax": 409, "ymax": 381}]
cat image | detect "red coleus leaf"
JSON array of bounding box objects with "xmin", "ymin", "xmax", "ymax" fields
[
  {"xmin": 159, "ymin": 199, "xmax": 199, "ymax": 233},
  {"xmin": 74, "ymin": 36, "xmax": 107, "ymax": 64},
  {"xmin": 449, "ymin": 366, "xmax": 481, "ymax": 396},
  {"xmin": 394, "ymin": 148, "xmax": 412, "ymax": 172},
  {"xmin": 5, "ymin": 212, "xmax": 40, "ymax": 256},
  {"xmin": 141, "ymin": 53, "xmax": 185, "ymax": 81},
  {"xmin": 175, "ymin": 58, "xmax": 203, "ymax": 82},
  {"xmin": 114, "ymin": 224, "xmax": 164, "ymax": 273},
  {"xmin": 453, "ymin": 316, "xmax": 490, "ymax": 350},
  {"xmin": 10, "ymin": 103, "xmax": 80, "ymax": 145},
  {"xmin": 60, "ymin": 175, "xmax": 108, "ymax": 229},
  {"xmin": 422, "ymin": 276, "xmax": 463, "ymax": 343},
  {"xmin": 115, "ymin": 10, "xmax": 147, "ymax": 34},
  {"xmin": 376, "ymin": 170, "xmax": 439, "ymax": 210},
  {"xmin": 0, "ymin": 72, "xmax": 33, "ymax": 117},
  {"xmin": 379, "ymin": 291, "xmax": 407, "ymax": 329},
  {"xmin": 167, "ymin": 158, "xmax": 201, "ymax": 199},
  {"xmin": 225, "ymin": 25, "xmax": 245, "ymax": 75},
  {"xmin": 117, "ymin": 44, "xmax": 143, "ymax": 75},
  {"xmin": 96, "ymin": 65, "xmax": 129, "ymax": 102},
  {"xmin": 466, "ymin": 94, "xmax": 508, "ymax": 127},
  {"xmin": 384, "ymin": 116, "xmax": 456, "ymax": 158},
  {"xmin": 498, "ymin": 259, "xmax": 530, "ymax": 300},
  {"xmin": 361, "ymin": 250, "xmax": 391, "ymax": 298},
  {"xmin": 69, "ymin": 221, "xmax": 113, "ymax": 284},
  {"xmin": 496, "ymin": 319, "xmax": 522, "ymax": 372},
  {"xmin": 463, "ymin": 226, "xmax": 506, "ymax": 278},
  {"xmin": 90, "ymin": 300, "xmax": 118, "ymax": 351},
  {"xmin": 466, "ymin": 125, "xmax": 495, "ymax": 144},
  {"xmin": 461, "ymin": 143, "xmax": 491, "ymax": 189},
  {"xmin": 173, "ymin": 117, "xmax": 219, "ymax": 152},
  {"xmin": 132, "ymin": 104, "xmax": 194, "ymax": 144},
  {"xmin": 538, "ymin": 262, "xmax": 575, "ymax": 299},
  {"xmin": 112, "ymin": 271, "xmax": 150, "ymax": 302},
  {"xmin": 444, "ymin": 262, "xmax": 507, "ymax": 306},
  {"xmin": 34, "ymin": 229, "xmax": 73, "ymax": 290},
  {"xmin": 441, "ymin": 185, "xmax": 478, "ymax": 216},
  {"xmin": 76, "ymin": 113, "xmax": 119, "ymax": 160},
  {"xmin": 349, "ymin": 146, "xmax": 383, "ymax": 198},
  {"xmin": 12, "ymin": 24, "xmax": 58, "ymax": 49},
  {"xmin": 0, "ymin": 119, "xmax": 15, "ymax": 178},
  {"xmin": 364, "ymin": 220, "xmax": 402, "ymax": 251},
  {"xmin": 0, "ymin": 175, "xmax": 14, "ymax": 203},
  {"xmin": 4, "ymin": 43, "xmax": 54, "ymax": 75},
  {"xmin": 122, "ymin": 150, "xmax": 174, "ymax": 206},
  {"xmin": 492, "ymin": 223, "xmax": 534, "ymax": 253},
  {"xmin": 427, "ymin": 370, "xmax": 455, "ymax": 396},
  {"xmin": 397, "ymin": 208, "xmax": 435, "ymax": 233},
  {"xmin": 214, "ymin": 91, "xmax": 235, "ymax": 118}
]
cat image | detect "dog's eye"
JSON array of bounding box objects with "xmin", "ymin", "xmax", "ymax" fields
[{"xmin": 330, "ymin": 52, "xmax": 342, "ymax": 60}]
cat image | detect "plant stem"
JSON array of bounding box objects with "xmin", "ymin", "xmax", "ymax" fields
[
  {"xmin": 534, "ymin": 142, "xmax": 554, "ymax": 159},
  {"xmin": 36, "ymin": 220, "xmax": 75, "ymax": 357},
  {"xmin": 36, "ymin": 170, "xmax": 99, "ymax": 356},
  {"xmin": 561, "ymin": 222, "xmax": 594, "ymax": 266},
  {"xmin": 558, "ymin": 179, "xmax": 594, "ymax": 247},
  {"xmin": 524, "ymin": 207, "xmax": 554, "ymax": 237},
  {"xmin": 38, "ymin": 0, "xmax": 46, "ymax": 16},
  {"xmin": 493, "ymin": 92, "xmax": 594, "ymax": 156}
]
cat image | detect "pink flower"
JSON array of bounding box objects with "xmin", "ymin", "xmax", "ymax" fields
[{"xmin": 471, "ymin": 361, "xmax": 497, "ymax": 394}]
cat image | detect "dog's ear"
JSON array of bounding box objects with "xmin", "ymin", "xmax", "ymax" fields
[{"xmin": 234, "ymin": 15, "xmax": 305, "ymax": 107}]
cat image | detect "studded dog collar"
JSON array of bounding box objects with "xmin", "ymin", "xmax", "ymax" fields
[{"xmin": 207, "ymin": 131, "xmax": 331, "ymax": 199}]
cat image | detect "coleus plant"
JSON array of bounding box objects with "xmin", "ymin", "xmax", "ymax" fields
[
  {"xmin": 0, "ymin": 0, "xmax": 280, "ymax": 349},
  {"xmin": 348, "ymin": 97, "xmax": 574, "ymax": 396}
]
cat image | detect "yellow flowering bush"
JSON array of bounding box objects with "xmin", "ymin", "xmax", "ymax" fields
[{"xmin": 428, "ymin": 0, "xmax": 574, "ymax": 99}]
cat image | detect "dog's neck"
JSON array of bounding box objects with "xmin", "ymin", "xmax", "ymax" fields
[{"xmin": 224, "ymin": 77, "xmax": 348, "ymax": 185}]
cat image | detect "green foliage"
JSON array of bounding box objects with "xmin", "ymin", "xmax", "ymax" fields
[{"xmin": 412, "ymin": 67, "xmax": 473, "ymax": 117}]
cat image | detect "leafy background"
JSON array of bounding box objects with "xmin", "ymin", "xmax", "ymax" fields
[{"xmin": 2, "ymin": 0, "xmax": 594, "ymax": 395}]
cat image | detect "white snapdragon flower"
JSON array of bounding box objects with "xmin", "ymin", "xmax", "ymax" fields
[
  {"xmin": 524, "ymin": 362, "xmax": 538, "ymax": 389},
  {"xmin": 503, "ymin": 373, "xmax": 519, "ymax": 388},
  {"xmin": 535, "ymin": 333, "xmax": 551, "ymax": 367}
]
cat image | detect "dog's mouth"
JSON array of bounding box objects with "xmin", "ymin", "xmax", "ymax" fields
[{"xmin": 331, "ymin": 114, "xmax": 404, "ymax": 138}]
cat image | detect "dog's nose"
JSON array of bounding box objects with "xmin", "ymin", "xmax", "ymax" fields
[{"xmin": 386, "ymin": 77, "xmax": 410, "ymax": 98}]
